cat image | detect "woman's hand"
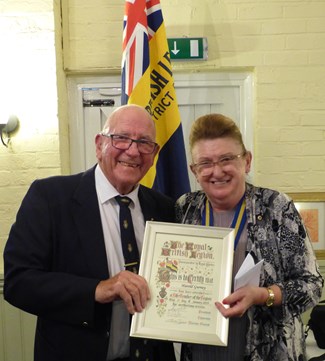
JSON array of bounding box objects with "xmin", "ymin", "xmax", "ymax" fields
[{"xmin": 215, "ymin": 285, "xmax": 282, "ymax": 318}]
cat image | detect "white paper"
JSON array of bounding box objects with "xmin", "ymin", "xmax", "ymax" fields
[{"xmin": 234, "ymin": 253, "xmax": 263, "ymax": 291}]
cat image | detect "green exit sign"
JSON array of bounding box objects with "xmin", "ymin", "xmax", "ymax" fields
[{"xmin": 167, "ymin": 37, "xmax": 208, "ymax": 61}]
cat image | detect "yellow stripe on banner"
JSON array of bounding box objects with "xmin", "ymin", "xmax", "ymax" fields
[
  {"xmin": 148, "ymin": 27, "xmax": 181, "ymax": 143},
  {"xmin": 128, "ymin": 70, "xmax": 157, "ymax": 187},
  {"xmin": 128, "ymin": 68, "xmax": 150, "ymax": 107},
  {"xmin": 234, "ymin": 200, "xmax": 246, "ymax": 234},
  {"xmin": 205, "ymin": 198, "xmax": 210, "ymax": 225},
  {"xmin": 129, "ymin": 23, "xmax": 181, "ymax": 188}
]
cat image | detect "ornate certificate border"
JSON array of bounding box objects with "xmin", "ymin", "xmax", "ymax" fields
[{"xmin": 130, "ymin": 221, "xmax": 235, "ymax": 346}]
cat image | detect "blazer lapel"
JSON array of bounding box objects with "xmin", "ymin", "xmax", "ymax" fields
[
  {"xmin": 72, "ymin": 167, "xmax": 109, "ymax": 279},
  {"xmin": 138, "ymin": 186, "xmax": 158, "ymax": 222}
]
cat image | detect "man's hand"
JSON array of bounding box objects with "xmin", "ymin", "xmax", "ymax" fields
[{"xmin": 95, "ymin": 271, "xmax": 150, "ymax": 314}]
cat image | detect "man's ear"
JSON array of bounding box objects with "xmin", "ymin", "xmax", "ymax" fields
[
  {"xmin": 153, "ymin": 144, "xmax": 160, "ymax": 157},
  {"xmin": 95, "ymin": 133, "xmax": 103, "ymax": 161}
]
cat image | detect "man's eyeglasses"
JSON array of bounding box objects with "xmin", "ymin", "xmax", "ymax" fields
[
  {"xmin": 192, "ymin": 152, "xmax": 246, "ymax": 176},
  {"xmin": 100, "ymin": 133, "xmax": 158, "ymax": 154}
]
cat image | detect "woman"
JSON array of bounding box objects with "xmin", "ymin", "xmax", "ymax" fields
[{"xmin": 176, "ymin": 113, "xmax": 323, "ymax": 361}]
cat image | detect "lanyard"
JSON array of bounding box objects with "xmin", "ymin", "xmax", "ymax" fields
[{"xmin": 202, "ymin": 195, "xmax": 246, "ymax": 250}]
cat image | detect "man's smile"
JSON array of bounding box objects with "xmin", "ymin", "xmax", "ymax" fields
[{"xmin": 118, "ymin": 160, "xmax": 139, "ymax": 168}]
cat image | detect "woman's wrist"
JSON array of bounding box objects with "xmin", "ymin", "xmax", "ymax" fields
[
  {"xmin": 265, "ymin": 287, "xmax": 275, "ymax": 307},
  {"xmin": 257, "ymin": 287, "xmax": 271, "ymax": 305},
  {"xmin": 259, "ymin": 285, "xmax": 282, "ymax": 307}
]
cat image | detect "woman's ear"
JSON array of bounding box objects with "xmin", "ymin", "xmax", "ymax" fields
[
  {"xmin": 190, "ymin": 164, "xmax": 199, "ymax": 182},
  {"xmin": 245, "ymin": 151, "xmax": 252, "ymax": 174}
]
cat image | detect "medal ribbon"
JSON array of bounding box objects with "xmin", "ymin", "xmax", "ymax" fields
[{"xmin": 202, "ymin": 195, "xmax": 246, "ymax": 250}]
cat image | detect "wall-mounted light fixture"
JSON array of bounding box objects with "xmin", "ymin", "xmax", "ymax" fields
[{"xmin": 0, "ymin": 115, "xmax": 19, "ymax": 147}]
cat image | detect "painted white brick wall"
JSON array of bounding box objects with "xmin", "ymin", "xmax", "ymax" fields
[
  {"xmin": 0, "ymin": 0, "xmax": 60, "ymax": 269},
  {"xmin": 61, "ymin": 0, "xmax": 325, "ymax": 191}
]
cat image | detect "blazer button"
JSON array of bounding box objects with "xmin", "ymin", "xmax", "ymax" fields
[{"xmin": 82, "ymin": 321, "xmax": 89, "ymax": 327}]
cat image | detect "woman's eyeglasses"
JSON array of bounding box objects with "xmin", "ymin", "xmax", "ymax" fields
[{"xmin": 192, "ymin": 152, "xmax": 246, "ymax": 176}]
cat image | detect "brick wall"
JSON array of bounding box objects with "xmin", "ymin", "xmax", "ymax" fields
[
  {"xmin": 0, "ymin": 0, "xmax": 60, "ymax": 270},
  {"xmin": 62, "ymin": 0, "xmax": 325, "ymax": 191}
]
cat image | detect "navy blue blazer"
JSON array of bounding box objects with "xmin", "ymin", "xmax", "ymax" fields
[{"xmin": 4, "ymin": 166, "xmax": 176, "ymax": 361}]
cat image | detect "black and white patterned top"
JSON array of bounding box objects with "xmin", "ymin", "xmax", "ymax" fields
[{"xmin": 176, "ymin": 183, "xmax": 324, "ymax": 361}]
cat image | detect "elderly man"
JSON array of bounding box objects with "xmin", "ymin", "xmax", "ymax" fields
[{"xmin": 4, "ymin": 104, "xmax": 176, "ymax": 361}]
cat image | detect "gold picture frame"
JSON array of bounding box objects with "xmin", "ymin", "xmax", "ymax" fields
[{"xmin": 287, "ymin": 192, "xmax": 325, "ymax": 260}]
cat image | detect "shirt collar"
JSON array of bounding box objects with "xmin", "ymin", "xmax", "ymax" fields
[{"xmin": 95, "ymin": 165, "xmax": 139, "ymax": 206}]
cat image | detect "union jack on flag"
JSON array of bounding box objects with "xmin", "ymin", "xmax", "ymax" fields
[{"xmin": 121, "ymin": 0, "xmax": 190, "ymax": 200}]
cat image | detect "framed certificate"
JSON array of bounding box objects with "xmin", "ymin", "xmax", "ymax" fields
[{"xmin": 130, "ymin": 221, "xmax": 235, "ymax": 346}]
